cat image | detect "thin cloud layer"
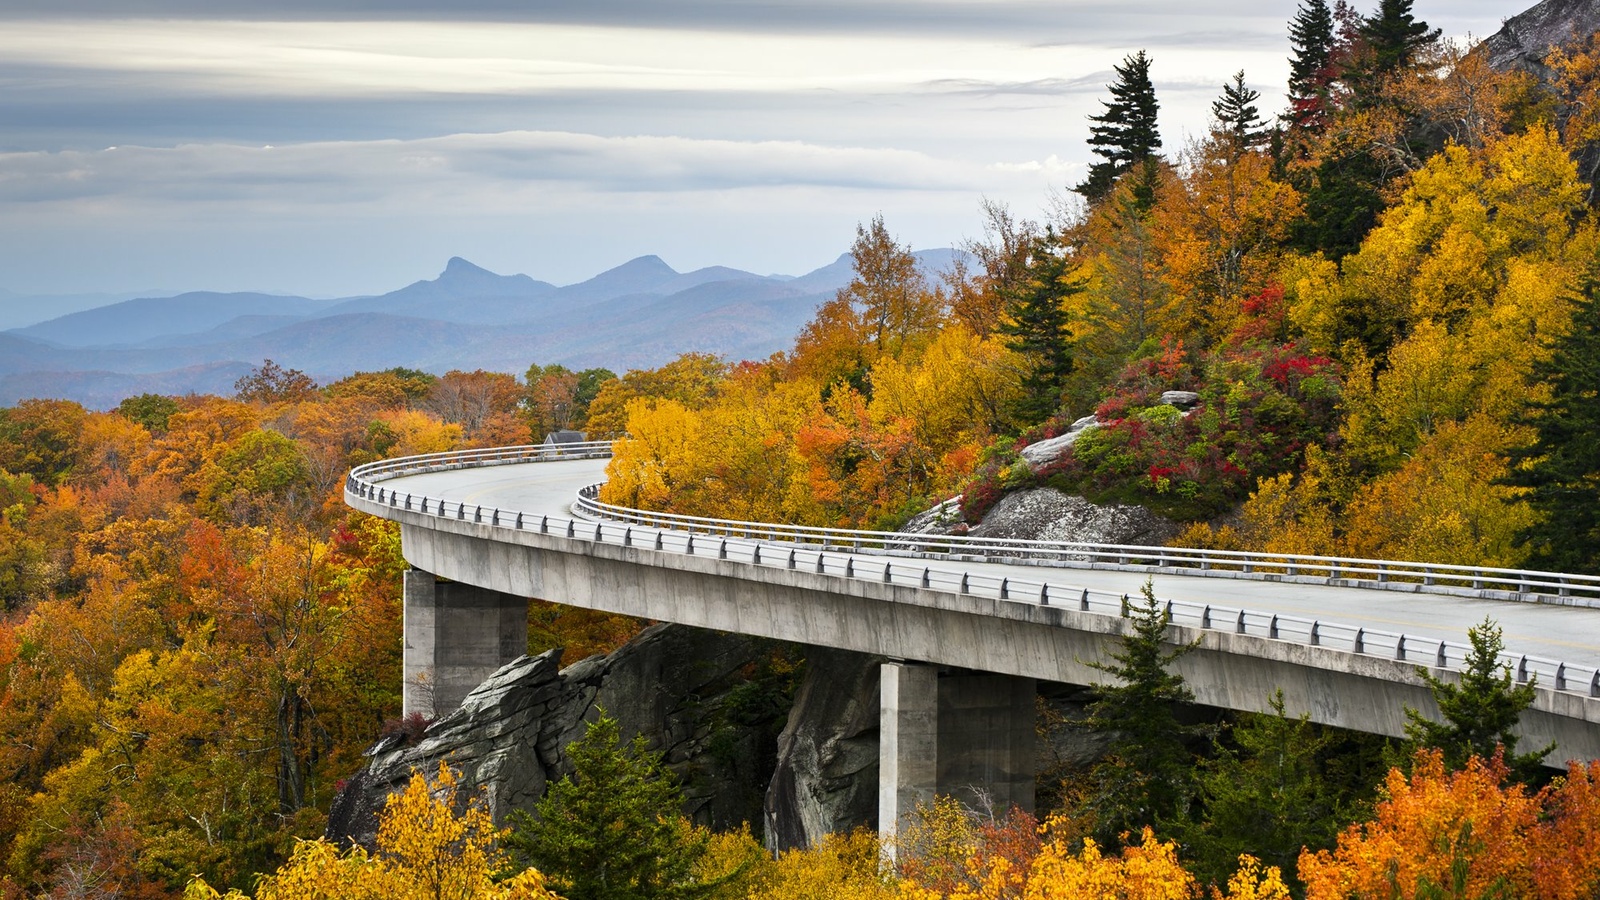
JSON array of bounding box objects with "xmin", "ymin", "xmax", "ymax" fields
[{"xmin": 0, "ymin": 131, "xmax": 1078, "ymax": 205}]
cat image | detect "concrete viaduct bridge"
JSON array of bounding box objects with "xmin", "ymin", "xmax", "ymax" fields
[{"xmin": 346, "ymin": 443, "xmax": 1600, "ymax": 834}]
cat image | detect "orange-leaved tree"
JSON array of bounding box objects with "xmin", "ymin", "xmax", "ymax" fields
[{"xmin": 1299, "ymin": 749, "xmax": 1600, "ymax": 899}]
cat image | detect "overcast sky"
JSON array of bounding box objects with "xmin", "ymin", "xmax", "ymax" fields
[{"xmin": 0, "ymin": 1, "xmax": 1513, "ymax": 297}]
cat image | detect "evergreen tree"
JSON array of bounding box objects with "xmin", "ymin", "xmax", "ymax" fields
[
  {"xmin": 1077, "ymin": 51, "xmax": 1162, "ymax": 204},
  {"xmin": 1357, "ymin": 0, "xmax": 1440, "ymax": 75},
  {"xmin": 1287, "ymin": 0, "xmax": 1336, "ymax": 130},
  {"xmin": 1083, "ymin": 579, "xmax": 1202, "ymax": 842},
  {"xmin": 1211, "ymin": 71, "xmax": 1269, "ymax": 156},
  {"xmin": 1404, "ymin": 618, "xmax": 1554, "ymax": 781},
  {"xmin": 998, "ymin": 234, "xmax": 1080, "ymax": 426},
  {"xmin": 506, "ymin": 713, "xmax": 722, "ymax": 900},
  {"xmin": 1181, "ymin": 691, "xmax": 1362, "ymax": 888},
  {"xmin": 1505, "ymin": 275, "xmax": 1600, "ymax": 575}
]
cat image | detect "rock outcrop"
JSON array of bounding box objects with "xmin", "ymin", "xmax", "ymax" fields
[
  {"xmin": 763, "ymin": 647, "xmax": 883, "ymax": 852},
  {"xmin": 326, "ymin": 624, "xmax": 792, "ymax": 848},
  {"xmin": 1485, "ymin": 0, "xmax": 1600, "ymax": 75},
  {"xmin": 1018, "ymin": 415, "xmax": 1100, "ymax": 472},
  {"xmin": 969, "ymin": 487, "xmax": 1177, "ymax": 549}
]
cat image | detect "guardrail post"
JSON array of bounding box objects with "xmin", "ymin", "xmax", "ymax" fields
[
  {"xmin": 377, "ymin": 488, "xmax": 384, "ymax": 503},
  {"xmin": 1591, "ymin": 671, "xmax": 1600, "ymax": 698},
  {"xmin": 1518, "ymin": 656, "xmax": 1529, "ymax": 683},
  {"xmin": 1395, "ymin": 635, "xmax": 1405, "ymax": 661},
  {"xmin": 1353, "ymin": 628, "xmax": 1365, "ymax": 654},
  {"xmin": 623, "ymin": 527, "xmax": 632, "ymax": 547},
  {"xmin": 1437, "ymin": 642, "xmax": 1447, "ymax": 668},
  {"xmin": 752, "ymin": 545, "xmax": 761, "ymax": 564},
  {"xmin": 1472, "ymin": 572, "xmax": 1484, "ymax": 590},
  {"xmin": 686, "ymin": 534, "xmax": 695, "ymax": 554},
  {"xmin": 960, "ymin": 573, "xmax": 969, "ymax": 595},
  {"xmin": 1080, "ymin": 588, "xmax": 1090, "ymax": 611},
  {"xmin": 1310, "ymin": 621, "xmax": 1319, "ymax": 645},
  {"xmin": 844, "ymin": 557, "xmax": 854, "ymax": 577},
  {"xmin": 787, "ymin": 549, "xmax": 797, "ymax": 570},
  {"xmin": 883, "ymin": 563, "xmax": 893, "ymax": 584},
  {"xmin": 405, "ymin": 495, "xmax": 412, "ymax": 510},
  {"xmin": 491, "ymin": 508, "xmax": 499, "ymax": 526},
  {"xmin": 1201, "ymin": 605, "xmax": 1211, "ymax": 629},
  {"xmin": 1561, "ymin": 577, "xmax": 1573, "ymax": 597},
  {"xmin": 473, "ymin": 506, "xmax": 481, "ymax": 522},
  {"xmin": 1287, "ymin": 561, "xmax": 1297, "ymax": 577},
  {"xmin": 514, "ymin": 511, "xmax": 523, "ymax": 529},
  {"xmin": 1269, "ymin": 615, "xmax": 1279, "ymax": 639},
  {"xmin": 456, "ymin": 503, "xmax": 464, "ymax": 520},
  {"xmin": 566, "ymin": 520, "xmax": 575, "ymax": 538},
  {"xmin": 593, "ymin": 523, "xmax": 603, "ymax": 541},
  {"xmin": 1557, "ymin": 663, "xmax": 1568, "ymax": 692},
  {"xmin": 815, "ymin": 553, "xmax": 825, "ymax": 574},
  {"xmin": 999, "ymin": 578, "xmax": 1009, "ymax": 599},
  {"xmin": 718, "ymin": 539, "xmax": 728, "ymax": 560},
  {"xmin": 1120, "ymin": 594, "xmax": 1130, "ymax": 617},
  {"xmin": 655, "ymin": 532, "xmax": 664, "ymax": 551},
  {"xmin": 1164, "ymin": 600, "xmax": 1173, "ymax": 619},
  {"xmin": 1236, "ymin": 610, "xmax": 1246, "ymax": 634},
  {"xmin": 1422, "ymin": 567, "xmax": 1433, "ymax": 587},
  {"xmin": 922, "ymin": 568, "xmax": 931, "ymax": 588},
  {"xmin": 1242, "ymin": 561, "xmax": 1253, "ymax": 574}
]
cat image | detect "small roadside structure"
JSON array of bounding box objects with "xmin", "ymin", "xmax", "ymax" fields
[{"xmin": 542, "ymin": 430, "xmax": 587, "ymax": 446}]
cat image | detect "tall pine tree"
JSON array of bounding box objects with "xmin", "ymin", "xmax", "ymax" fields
[
  {"xmin": 1212, "ymin": 71, "xmax": 1269, "ymax": 157},
  {"xmin": 1287, "ymin": 0, "xmax": 1336, "ymax": 130},
  {"xmin": 998, "ymin": 234, "xmax": 1080, "ymax": 426},
  {"xmin": 1357, "ymin": 0, "xmax": 1440, "ymax": 75},
  {"xmin": 1076, "ymin": 50, "xmax": 1162, "ymax": 205},
  {"xmin": 1083, "ymin": 579, "xmax": 1202, "ymax": 843},
  {"xmin": 1403, "ymin": 618, "xmax": 1554, "ymax": 781},
  {"xmin": 1505, "ymin": 273, "xmax": 1600, "ymax": 575}
]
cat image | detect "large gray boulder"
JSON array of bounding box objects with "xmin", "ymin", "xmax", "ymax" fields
[
  {"xmin": 969, "ymin": 487, "xmax": 1177, "ymax": 549},
  {"xmin": 326, "ymin": 624, "xmax": 790, "ymax": 848},
  {"xmin": 763, "ymin": 647, "xmax": 883, "ymax": 852}
]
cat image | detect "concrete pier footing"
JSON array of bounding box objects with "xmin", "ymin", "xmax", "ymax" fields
[
  {"xmin": 879, "ymin": 662, "xmax": 1036, "ymax": 847},
  {"xmin": 403, "ymin": 569, "xmax": 528, "ymax": 718}
]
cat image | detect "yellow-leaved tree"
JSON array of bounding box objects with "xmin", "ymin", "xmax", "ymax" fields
[{"xmin": 185, "ymin": 762, "xmax": 560, "ymax": 900}]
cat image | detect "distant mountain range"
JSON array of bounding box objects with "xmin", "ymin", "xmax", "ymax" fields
[{"xmin": 0, "ymin": 250, "xmax": 967, "ymax": 408}]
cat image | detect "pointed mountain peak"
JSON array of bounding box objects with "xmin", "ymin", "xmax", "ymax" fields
[
  {"xmin": 441, "ymin": 256, "xmax": 495, "ymax": 279},
  {"xmin": 613, "ymin": 255, "xmax": 678, "ymax": 276}
]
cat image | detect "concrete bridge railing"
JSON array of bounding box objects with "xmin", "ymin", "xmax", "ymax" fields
[{"xmin": 346, "ymin": 444, "xmax": 1600, "ymax": 702}]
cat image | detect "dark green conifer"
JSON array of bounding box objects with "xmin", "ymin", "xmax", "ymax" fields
[
  {"xmin": 998, "ymin": 234, "xmax": 1080, "ymax": 426},
  {"xmin": 1182, "ymin": 691, "xmax": 1350, "ymax": 887},
  {"xmin": 1357, "ymin": 0, "xmax": 1440, "ymax": 75},
  {"xmin": 1404, "ymin": 618, "xmax": 1554, "ymax": 781},
  {"xmin": 507, "ymin": 713, "xmax": 724, "ymax": 900},
  {"xmin": 1505, "ymin": 274, "xmax": 1600, "ymax": 575},
  {"xmin": 1077, "ymin": 51, "xmax": 1162, "ymax": 204},
  {"xmin": 1083, "ymin": 579, "xmax": 1201, "ymax": 842},
  {"xmin": 1211, "ymin": 71, "xmax": 1268, "ymax": 155},
  {"xmin": 1287, "ymin": 0, "xmax": 1336, "ymax": 130}
]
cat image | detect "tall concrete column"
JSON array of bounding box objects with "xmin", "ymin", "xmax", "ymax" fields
[
  {"xmin": 938, "ymin": 673, "xmax": 1036, "ymax": 816},
  {"xmin": 403, "ymin": 568, "xmax": 528, "ymax": 718},
  {"xmin": 878, "ymin": 664, "xmax": 1037, "ymax": 848},
  {"xmin": 879, "ymin": 661, "xmax": 938, "ymax": 846}
]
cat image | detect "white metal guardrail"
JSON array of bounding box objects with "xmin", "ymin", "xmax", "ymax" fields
[{"xmin": 346, "ymin": 444, "xmax": 1600, "ymax": 699}]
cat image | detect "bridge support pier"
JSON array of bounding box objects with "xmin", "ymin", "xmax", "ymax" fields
[
  {"xmin": 879, "ymin": 662, "xmax": 1035, "ymax": 847},
  {"xmin": 403, "ymin": 569, "xmax": 528, "ymax": 719}
]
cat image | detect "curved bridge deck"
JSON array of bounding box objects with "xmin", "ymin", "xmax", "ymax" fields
[{"xmin": 347, "ymin": 448, "xmax": 1600, "ymax": 768}]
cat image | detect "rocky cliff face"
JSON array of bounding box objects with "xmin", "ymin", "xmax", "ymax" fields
[
  {"xmin": 763, "ymin": 647, "xmax": 883, "ymax": 852},
  {"xmin": 1485, "ymin": 0, "xmax": 1600, "ymax": 75},
  {"xmin": 326, "ymin": 624, "xmax": 794, "ymax": 847}
]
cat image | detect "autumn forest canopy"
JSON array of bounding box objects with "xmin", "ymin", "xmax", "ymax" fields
[{"xmin": 4, "ymin": 0, "xmax": 1600, "ymax": 896}]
